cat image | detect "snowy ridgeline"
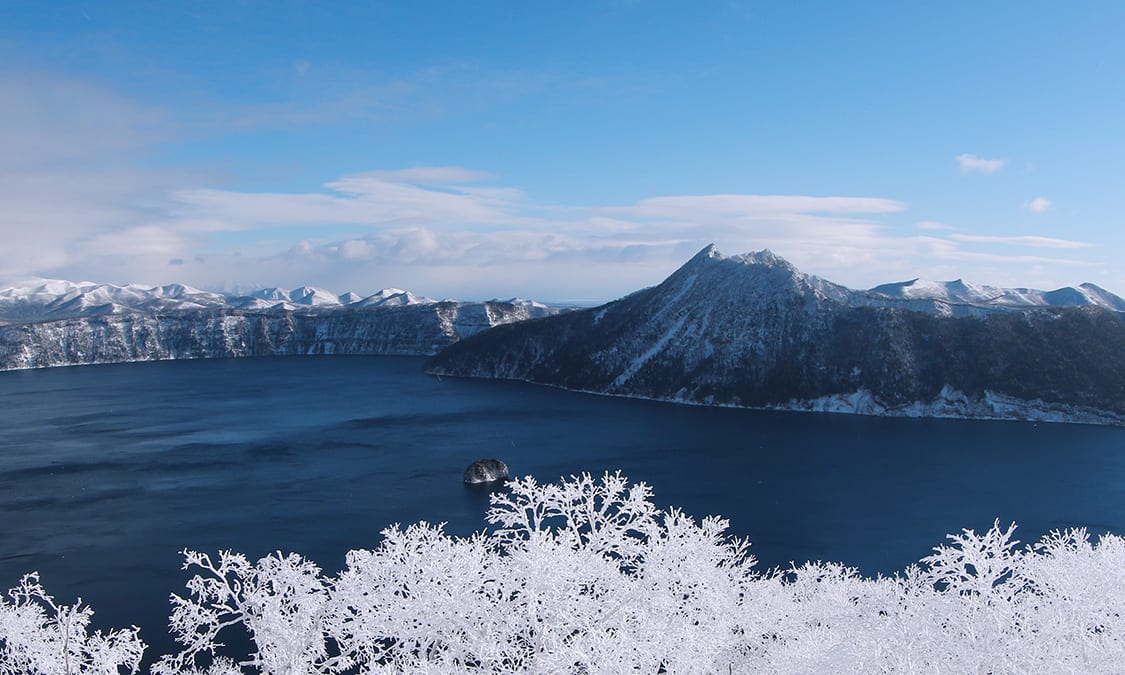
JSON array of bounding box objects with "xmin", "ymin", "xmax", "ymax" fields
[
  {"xmin": 0, "ymin": 278, "xmax": 564, "ymax": 372},
  {"xmin": 0, "ymin": 280, "xmax": 438, "ymax": 323},
  {"xmin": 3, "ymin": 473, "xmax": 1124, "ymax": 674},
  {"xmin": 0, "ymin": 278, "xmax": 557, "ymax": 324}
]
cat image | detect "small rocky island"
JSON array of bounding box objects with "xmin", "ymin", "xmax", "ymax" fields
[{"xmin": 463, "ymin": 458, "xmax": 510, "ymax": 484}]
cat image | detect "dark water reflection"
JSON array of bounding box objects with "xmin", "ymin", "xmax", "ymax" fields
[{"xmin": 1, "ymin": 356, "xmax": 1122, "ymax": 662}]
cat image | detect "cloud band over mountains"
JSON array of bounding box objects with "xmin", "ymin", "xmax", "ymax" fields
[{"xmin": 0, "ymin": 73, "xmax": 1114, "ymax": 301}]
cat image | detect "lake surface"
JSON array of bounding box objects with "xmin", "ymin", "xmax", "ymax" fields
[{"xmin": 2, "ymin": 355, "xmax": 1123, "ymax": 661}]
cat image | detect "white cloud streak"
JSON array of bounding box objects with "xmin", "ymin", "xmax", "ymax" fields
[
  {"xmin": 916, "ymin": 221, "xmax": 955, "ymax": 231},
  {"xmin": 1024, "ymin": 197, "xmax": 1051, "ymax": 213},
  {"xmin": 167, "ymin": 174, "xmax": 531, "ymax": 234},
  {"xmin": 950, "ymin": 234, "xmax": 1092, "ymax": 249},
  {"xmin": 0, "ymin": 74, "xmax": 198, "ymax": 282},
  {"xmin": 956, "ymin": 153, "xmax": 1005, "ymax": 174},
  {"xmin": 606, "ymin": 194, "xmax": 906, "ymax": 219},
  {"xmin": 360, "ymin": 166, "xmax": 493, "ymax": 184}
]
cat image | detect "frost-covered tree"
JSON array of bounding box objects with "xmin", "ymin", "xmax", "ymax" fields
[
  {"xmin": 151, "ymin": 551, "xmax": 332, "ymax": 675},
  {"xmin": 741, "ymin": 520, "xmax": 1125, "ymax": 673},
  {"xmin": 158, "ymin": 472, "xmax": 758, "ymax": 673},
  {"xmin": 3, "ymin": 472, "xmax": 1125, "ymax": 674},
  {"xmin": 0, "ymin": 572, "xmax": 145, "ymax": 674}
]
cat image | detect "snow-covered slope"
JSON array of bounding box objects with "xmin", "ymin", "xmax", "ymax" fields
[
  {"xmin": 0, "ymin": 281, "xmax": 565, "ymax": 371},
  {"xmin": 0, "ymin": 279, "xmax": 228, "ymax": 319},
  {"xmin": 0, "ymin": 301, "xmax": 565, "ymax": 371},
  {"xmin": 428, "ymin": 245, "xmax": 1125, "ymax": 426}
]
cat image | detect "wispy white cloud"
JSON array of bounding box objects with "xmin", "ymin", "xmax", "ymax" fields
[
  {"xmin": 932, "ymin": 249, "xmax": 1091, "ymax": 266},
  {"xmin": 956, "ymin": 153, "xmax": 1005, "ymax": 174},
  {"xmin": 0, "ymin": 73, "xmax": 170, "ymax": 167},
  {"xmin": 606, "ymin": 194, "xmax": 906, "ymax": 219},
  {"xmin": 580, "ymin": 194, "xmax": 920, "ymax": 286},
  {"xmin": 949, "ymin": 234, "xmax": 1092, "ymax": 249},
  {"xmin": 168, "ymin": 172, "xmax": 531, "ymax": 233},
  {"xmin": 360, "ymin": 166, "xmax": 493, "ymax": 184},
  {"xmin": 282, "ymin": 228, "xmax": 615, "ymax": 266},
  {"xmin": 80, "ymin": 225, "xmax": 197, "ymax": 258},
  {"xmin": 1023, "ymin": 196, "xmax": 1051, "ymax": 213},
  {"xmin": 916, "ymin": 220, "xmax": 955, "ymax": 231},
  {"xmin": 0, "ymin": 73, "xmax": 196, "ymax": 282},
  {"xmin": 173, "ymin": 61, "xmax": 593, "ymax": 135},
  {"xmin": 915, "ymin": 236, "xmax": 1091, "ymax": 266}
]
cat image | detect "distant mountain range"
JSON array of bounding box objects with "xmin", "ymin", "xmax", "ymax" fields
[
  {"xmin": 427, "ymin": 245, "xmax": 1125, "ymax": 426},
  {"xmin": 0, "ymin": 278, "xmax": 551, "ymax": 324},
  {"xmin": 864, "ymin": 276, "xmax": 1125, "ymax": 315}
]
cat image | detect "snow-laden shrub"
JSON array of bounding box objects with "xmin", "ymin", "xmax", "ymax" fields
[
  {"xmin": 742, "ymin": 521, "xmax": 1125, "ymax": 673},
  {"xmin": 0, "ymin": 572, "xmax": 144, "ymax": 674},
  {"xmin": 156, "ymin": 472, "xmax": 756, "ymax": 673},
  {"xmin": 4, "ymin": 472, "xmax": 1125, "ymax": 673},
  {"xmin": 151, "ymin": 551, "xmax": 331, "ymax": 675}
]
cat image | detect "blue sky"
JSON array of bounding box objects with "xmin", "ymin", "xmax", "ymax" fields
[{"xmin": 2, "ymin": 1, "xmax": 1123, "ymax": 301}]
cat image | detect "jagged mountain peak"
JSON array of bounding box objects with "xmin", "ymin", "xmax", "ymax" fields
[
  {"xmin": 355, "ymin": 289, "xmax": 431, "ymax": 308},
  {"xmin": 674, "ymin": 244, "xmax": 724, "ymax": 271},
  {"xmin": 288, "ymin": 286, "xmax": 340, "ymax": 305},
  {"xmin": 247, "ymin": 288, "xmax": 291, "ymax": 301},
  {"xmin": 159, "ymin": 283, "xmax": 191, "ymax": 297},
  {"xmin": 869, "ymin": 278, "xmax": 991, "ymax": 303},
  {"xmin": 1071, "ymin": 283, "xmax": 1125, "ymax": 311},
  {"xmin": 368, "ymin": 287, "xmax": 409, "ymax": 298},
  {"xmin": 731, "ymin": 248, "xmax": 789, "ymax": 268},
  {"xmin": 491, "ymin": 297, "xmax": 549, "ymax": 308},
  {"xmin": 678, "ymin": 244, "xmax": 794, "ymax": 276},
  {"xmin": 663, "ymin": 245, "xmax": 852, "ymax": 310},
  {"xmin": 699, "ymin": 242, "xmax": 722, "ymax": 258},
  {"xmin": 1, "ymin": 278, "xmax": 99, "ymax": 297},
  {"xmin": 683, "ymin": 244, "xmax": 790, "ymax": 269}
]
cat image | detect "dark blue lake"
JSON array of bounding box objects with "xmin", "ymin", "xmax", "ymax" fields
[{"xmin": 2, "ymin": 355, "xmax": 1123, "ymax": 662}]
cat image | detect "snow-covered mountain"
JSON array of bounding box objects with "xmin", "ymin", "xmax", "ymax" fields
[
  {"xmin": 864, "ymin": 277, "xmax": 1125, "ymax": 315},
  {"xmin": 427, "ymin": 245, "xmax": 1125, "ymax": 425},
  {"xmin": 0, "ymin": 279, "xmax": 439, "ymax": 323},
  {"xmin": 0, "ymin": 279, "xmax": 565, "ymax": 371}
]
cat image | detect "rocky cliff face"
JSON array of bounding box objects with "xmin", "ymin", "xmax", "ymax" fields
[
  {"xmin": 426, "ymin": 246, "xmax": 1125, "ymax": 425},
  {"xmin": 0, "ymin": 301, "xmax": 560, "ymax": 371}
]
